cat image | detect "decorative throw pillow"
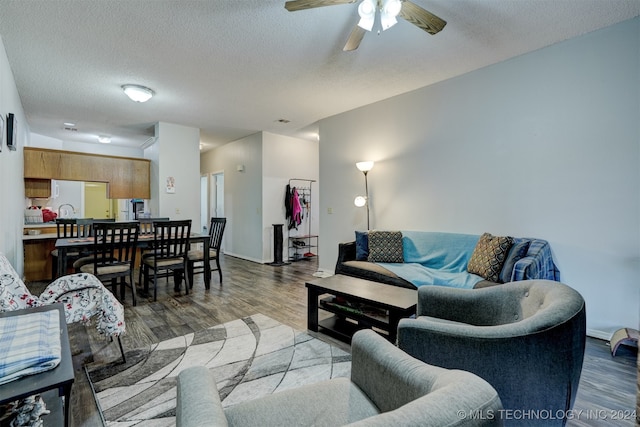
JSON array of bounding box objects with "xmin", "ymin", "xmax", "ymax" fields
[
  {"xmin": 355, "ymin": 231, "xmax": 369, "ymax": 261},
  {"xmin": 467, "ymin": 233, "xmax": 514, "ymax": 282},
  {"xmin": 499, "ymin": 240, "xmax": 531, "ymax": 283},
  {"xmin": 368, "ymin": 231, "xmax": 404, "ymax": 263}
]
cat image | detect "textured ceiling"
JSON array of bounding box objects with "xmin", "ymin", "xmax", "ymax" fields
[{"xmin": 0, "ymin": 0, "xmax": 638, "ymax": 151}]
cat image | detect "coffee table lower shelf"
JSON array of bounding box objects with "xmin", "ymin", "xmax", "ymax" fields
[{"xmin": 318, "ymin": 315, "xmax": 389, "ymax": 342}]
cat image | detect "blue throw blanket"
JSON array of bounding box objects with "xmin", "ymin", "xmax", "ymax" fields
[
  {"xmin": 0, "ymin": 310, "xmax": 61, "ymax": 385},
  {"xmin": 377, "ymin": 231, "xmax": 484, "ymax": 289}
]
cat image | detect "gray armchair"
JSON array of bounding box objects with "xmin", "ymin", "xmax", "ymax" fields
[
  {"xmin": 177, "ymin": 329, "xmax": 503, "ymax": 427},
  {"xmin": 397, "ymin": 279, "xmax": 586, "ymax": 426}
]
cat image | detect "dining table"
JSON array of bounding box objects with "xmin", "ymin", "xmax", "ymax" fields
[{"xmin": 54, "ymin": 232, "xmax": 212, "ymax": 290}]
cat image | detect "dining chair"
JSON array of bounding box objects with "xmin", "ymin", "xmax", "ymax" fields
[
  {"xmin": 51, "ymin": 218, "xmax": 94, "ymax": 278},
  {"xmin": 71, "ymin": 218, "xmax": 116, "ymax": 272},
  {"xmin": 187, "ymin": 217, "xmax": 226, "ymax": 288},
  {"xmin": 141, "ymin": 219, "xmax": 192, "ymax": 302},
  {"xmin": 79, "ymin": 221, "xmax": 140, "ymax": 306},
  {"xmin": 136, "ymin": 217, "xmax": 170, "ymax": 286},
  {"xmin": 51, "ymin": 218, "xmax": 76, "ymax": 279}
]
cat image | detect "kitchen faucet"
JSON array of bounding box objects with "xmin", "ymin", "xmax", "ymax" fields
[{"xmin": 58, "ymin": 203, "xmax": 75, "ymax": 218}]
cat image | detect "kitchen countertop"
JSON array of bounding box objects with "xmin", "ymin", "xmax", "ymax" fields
[
  {"xmin": 23, "ymin": 233, "xmax": 58, "ymax": 241},
  {"xmin": 24, "ymin": 222, "xmax": 58, "ymax": 228}
]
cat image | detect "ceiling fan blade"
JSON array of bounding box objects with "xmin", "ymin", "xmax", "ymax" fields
[
  {"xmin": 398, "ymin": 0, "xmax": 447, "ymax": 35},
  {"xmin": 343, "ymin": 25, "xmax": 366, "ymax": 51},
  {"xmin": 285, "ymin": 0, "xmax": 357, "ymax": 12}
]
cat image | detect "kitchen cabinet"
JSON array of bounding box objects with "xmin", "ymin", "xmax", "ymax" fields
[
  {"xmin": 24, "ymin": 148, "xmax": 150, "ymax": 199},
  {"xmin": 25, "ymin": 178, "xmax": 52, "ymax": 198},
  {"xmin": 108, "ymin": 157, "xmax": 151, "ymax": 199},
  {"xmin": 23, "ymin": 148, "xmax": 63, "ymax": 178},
  {"xmin": 23, "ymin": 225, "xmax": 58, "ymax": 281}
]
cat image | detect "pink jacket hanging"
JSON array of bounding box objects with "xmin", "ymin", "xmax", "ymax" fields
[{"xmin": 291, "ymin": 187, "xmax": 303, "ymax": 228}]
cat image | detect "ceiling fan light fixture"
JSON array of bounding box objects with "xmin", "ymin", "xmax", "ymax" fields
[
  {"xmin": 122, "ymin": 84, "xmax": 155, "ymax": 103},
  {"xmin": 380, "ymin": 0, "xmax": 401, "ymax": 30},
  {"xmin": 357, "ymin": 0, "xmax": 376, "ymax": 31}
]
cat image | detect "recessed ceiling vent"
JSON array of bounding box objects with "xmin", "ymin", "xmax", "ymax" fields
[
  {"xmin": 64, "ymin": 126, "xmax": 78, "ymax": 132},
  {"xmin": 276, "ymin": 119, "xmax": 291, "ymax": 124}
]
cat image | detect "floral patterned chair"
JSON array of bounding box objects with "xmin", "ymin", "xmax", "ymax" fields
[{"xmin": 0, "ymin": 252, "xmax": 126, "ymax": 362}]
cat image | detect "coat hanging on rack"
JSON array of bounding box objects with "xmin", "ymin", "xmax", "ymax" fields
[
  {"xmin": 285, "ymin": 184, "xmax": 293, "ymax": 222},
  {"xmin": 289, "ymin": 187, "xmax": 303, "ymax": 230}
]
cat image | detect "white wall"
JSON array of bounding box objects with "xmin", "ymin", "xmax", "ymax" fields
[
  {"xmin": 319, "ymin": 18, "xmax": 640, "ymax": 339},
  {"xmin": 29, "ymin": 132, "xmax": 144, "ymax": 158},
  {"xmin": 262, "ymin": 132, "xmax": 319, "ymax": 263},
  {"xmin": 200, "ymin": 132, "xmax": 263, "ymax": 262},
  {"xmin": 155, "ymin": 122, "xmax": 201, "ymax": 227},
  {"xmin": 0, "ymin": 36, "xmax": 28, "ymax": 272},
  {"xmin": 200, "ymin": 132, "xmax": 318, "ymax": 263}
]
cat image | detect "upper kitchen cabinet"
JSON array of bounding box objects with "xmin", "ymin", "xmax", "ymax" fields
[
  {"xmin": 23, "ymin": 147, "xmax": 63, "ymax": 178},
  {"xmin": 108, "ymin": 157, "xmax": 151, "ymax": 199},
  {"xmin": 24, "ymin": 178, "xmax": 52, "ymax": 198},
  {"xmin": 24, "ymin": 147, "xmax": 150, "ymax": 199}
]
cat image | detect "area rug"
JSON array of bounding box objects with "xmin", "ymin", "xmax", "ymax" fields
[{"xmin": 86, "ymin": 314, "xmax": 352, "ymax": 426}]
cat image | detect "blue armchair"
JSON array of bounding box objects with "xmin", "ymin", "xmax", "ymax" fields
[{"xmin": 397, "ymin": 280, "xmax": 586, "ymax": 426}]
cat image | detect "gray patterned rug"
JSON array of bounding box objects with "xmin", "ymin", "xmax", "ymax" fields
[{"xmin": 86, "ymin": 314, "xmax": 352, "ymax": 426}]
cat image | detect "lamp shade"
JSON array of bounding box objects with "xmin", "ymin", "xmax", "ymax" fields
[
  {"xmin": 356, "ymin": 161, "xmax": 374, "ymax": 172},
  {"xmin": 354, "ymin": 196, "xmax": 367, "ymax": 207},
  {"xmin": 122, "ymin": 84, "xmax": 155, "ymax": 103}
]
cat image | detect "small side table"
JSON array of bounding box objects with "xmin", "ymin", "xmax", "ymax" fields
[{"xmin": 0, "ymin": 304, "xmax": 74, "ymax": 427}]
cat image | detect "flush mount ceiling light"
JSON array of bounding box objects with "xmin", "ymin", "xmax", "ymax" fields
[
  {"xmin": 98, "ymin": 135, "xmax": 111, "ymax": 144},
  {"xmin": 121, "ymin": 84, "xmax": 155, "ymax": 103}
]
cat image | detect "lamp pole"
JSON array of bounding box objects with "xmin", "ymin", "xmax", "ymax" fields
[
  {"xmin": 355, "ymin": 161, "xmax": 374, "ymax": 230},
  {"xmin": 363, "ymin": 170, "xmax": 370, "ymax": 230}
]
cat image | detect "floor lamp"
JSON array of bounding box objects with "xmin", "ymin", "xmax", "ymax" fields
[{"xmin": 354, "ymin": 161, "xmax": 374, "ymax": 230}]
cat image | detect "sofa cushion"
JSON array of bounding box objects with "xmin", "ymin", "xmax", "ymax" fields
[
  {"xmin": 467, "ymin": 233, "xmax": 514, "ymax": 282},
  {"xmin": 499, "ymin": 239, "xmax": 531, "ymax": 283},
  {"xmin": 355, "ymin": 231, "xmax": 369, "ymax": 261},
  {"xmin": 343, "ymin": 261, "xmax": 401, "ymax": 278},
  {"xmin": 368, "ymin": 231, "xmax": 403, "ymax": 263}
]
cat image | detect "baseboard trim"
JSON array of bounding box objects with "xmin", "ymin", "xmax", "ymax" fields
[
  {"xmin": 587, "ymin": 328, "xmax": 611, "ymax": 341},
  {"xmin": 223, "ymin": 252, "xmax": 264, "ymax": 264}
]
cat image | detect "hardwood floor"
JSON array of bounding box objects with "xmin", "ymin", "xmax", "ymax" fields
[{"xmin": 27, "ymin": 255, "xmax": 638, "ymax": 426}]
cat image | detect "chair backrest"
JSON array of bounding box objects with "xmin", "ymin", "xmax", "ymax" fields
[
  {"xmin": 88, "ymin": 218, "xmax": 116, "ymax": 236},
  {"xmin": 208, "ymin": 218, "xmax": 226, "ymax": 251},
  {"xmin": 152, "ymin": 220, "xmax": 192, "ymax": 260},
  {"xmin": 56, "ymin": 218, "xmax": 77, "ymax": 238},
  {"xmin": 139, "ymin": 217, "xmax": 170, "ymax": 236},
  {"xmin": 92, "ymin": 221, "xmax": 140, "ymax": 267},
  {"xmin": 75, "ymin": 218, "xmax": 94, "ymax": 238}
]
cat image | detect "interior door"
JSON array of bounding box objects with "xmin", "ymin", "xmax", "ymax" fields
[{"xmin": 84, "ymin": 182, "xmax": 111, "ymax": 219}]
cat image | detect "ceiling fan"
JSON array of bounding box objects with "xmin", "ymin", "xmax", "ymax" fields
[{"xmin": 284, "ymin": 0, "xmax": 446, "ymax": 51}]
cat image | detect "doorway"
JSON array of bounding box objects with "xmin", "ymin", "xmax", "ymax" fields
[
  {"xmin": 84, "ymin": 182, "xmax": 113, "ymax": 219},
  {"xmin": 213, "ymin": 172, "xmax": 224, "ymax": 218},
  {"xmin": 200, "ymin": 175, "xmax": 208, "ymax": 232},
  {"xmin": 200, "ymin": 172, "xmax": 224, "ymax": 233}
]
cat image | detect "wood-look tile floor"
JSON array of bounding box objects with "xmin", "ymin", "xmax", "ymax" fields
[{"xmin": 27, "ymin": 255, "xmax": 638, "ymax": 426}]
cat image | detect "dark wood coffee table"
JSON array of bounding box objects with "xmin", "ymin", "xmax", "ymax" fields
[{"xmin": 306, "ymin": 275, "xmax": 417, "ymax": 342}]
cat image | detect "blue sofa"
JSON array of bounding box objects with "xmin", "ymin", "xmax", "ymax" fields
[{"xmin": 335, "ymin": 231, "xmax": 559, "ymax": 290}]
